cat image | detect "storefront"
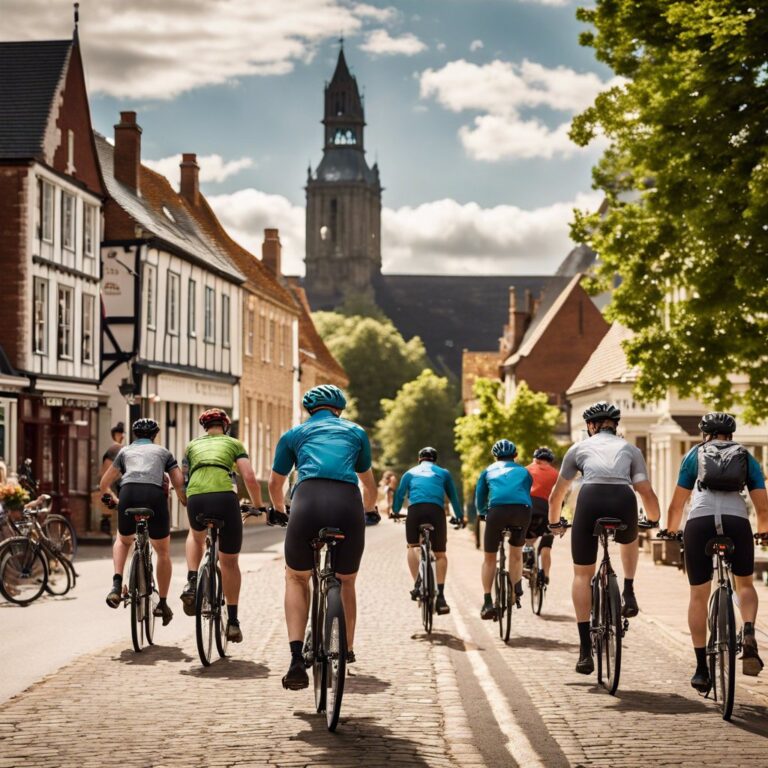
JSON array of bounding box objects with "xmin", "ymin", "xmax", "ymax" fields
[{"xmin": 0, "ymin": 373, "xmax": 27, "ymax": 479}]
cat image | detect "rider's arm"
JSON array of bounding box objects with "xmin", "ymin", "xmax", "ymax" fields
[
  {"xmin": 444, "ymin": 472, "xmax": 463, "ymax": 520},
  {"xmin": 747, "ymin": 454, "xmax": 768, "ymax": 532},
  {"xmin": 357, "ymin": 468, "xmax": 377, "ymax": 511},
  {"xmin": 666, "ymin": 485, "xmax": 691, "ymax": 532},
  {"xmin": 633, "ymin": 480, "xmax": 660, "ymax": 522},
  {"xmin": 168, "ymin": 466, "xmax": 187, "ymax": 506},
  {"xmin": 474, "ymin": 470, "xmax": 488, "ymax": 516},
  {"xmin": 269, "ymin": 430, "xmax": 296, "ymax": 512},
  {"xmin": 268, "ymin": 470, "xmax": 288, "ymax": 512},
  {"xmin": 392, "ymin": 472, "xmax": 410, "ymax": 515},
  {"xmin": 548, "ymin": 476, "xmax": 571, "ymax": 525},
  {"xmin": 99, "ymin": 463, "xmax": 121, "ymax": 501},
  {"xmin": 237, "ymin": 457, "xmax": 265, "ymax": 508}
]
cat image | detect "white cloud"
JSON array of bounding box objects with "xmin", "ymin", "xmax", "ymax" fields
[
  {"xmin": 0, "ymin": 0, "xmax": 393, "ymax": 99},
  {"xmin": 359, "ymin": 29, "xmax": 427, "ymax": 56},
  {"xmin": 436, "ymin": 42, "xmax": 447, "ymax": 51},
  {"xmin": 144, "ymin": 154, "xmax": 254, "ymax": 186},
  {"xmin": 206, "ymin": 186, "xmax": 602, "ymax": 276},
  {"xmin": 419, "ymin": 58, "xmax": 620, "ymax": 160},
  {"xmin": 469, "ymin": 39, "xmax": 484, "ymax": 52}
]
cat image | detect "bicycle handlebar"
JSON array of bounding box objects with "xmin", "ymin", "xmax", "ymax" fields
[
  {"xmin": 638, "ymin": 517, "xmax": 660, "ymax": 530},
  {"xmin": 266, "ymin": 507, "xmax": 289, "ymax": 527},
  {"xmin": 755, "ymin": 532, "xmax": 768, "ymax": 545},
  {"xmin": 449, "ymin": 517, "xmax": 466, "ymax": 529},
  {"xmin": 101, "ymin": 493, "xmax": 117, "ymax": 510},
  {"xmin": 240, "ymin": 503, "xmax": 267, "ymax": 518}
]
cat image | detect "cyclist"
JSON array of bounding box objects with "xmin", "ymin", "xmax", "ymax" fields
[
  {"xmin": 665, "ymin": 412, "xmax": 768, "ymax": 690},
  {"xmin": 548, "ymin": 401, "xmax": 660, "ymax": 675},
  {"xmin": 100, "ymin": 418, "xmax": 186, "ymax": 624},
  {"xmin": 525, "ymin": 447, "xmax": 559, "ymax": 585},
  {"xmin": 476, "ymin": 440, "xmax": 532, "ymax": 620},
  {"xmin": 392, "ymin": 447, "xmax": 463, "ymax": 616},
  {"xmin": 180, "ymin": 408, "xmax": 265, "ymax": 643},
  {"xmin": 269, "ymin": 384, "xmax": 378, "ymax": 691}
]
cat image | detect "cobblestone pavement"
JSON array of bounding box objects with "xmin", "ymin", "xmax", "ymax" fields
[{"xmin": 2, "ymin": 522, "xmax": 768, "ymax": 767}]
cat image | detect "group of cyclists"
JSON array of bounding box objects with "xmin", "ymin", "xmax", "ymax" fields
[{"xmin": 100, "ymin": 383, "xmax": 768, "ymax": 696}]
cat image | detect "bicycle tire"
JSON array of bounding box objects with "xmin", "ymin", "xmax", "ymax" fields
[
  {"xmin": 592, "ymin": 575, "xmax": 602, "ymax": 683},
  {"xmin": 503, "ymin": 573, "xmax": 513, "ymax": 642},
  {"xmin": 214, "ymin": 566, "xmax": 228, "ymax": 658},
  {"xmin": 0, "ymin": 537, "xmax": 47, "ymax": 605},
  {"xmin": 603, "ymin": 574, "xmax": 622, "ymax": 695},
  {"xmin": 143, "ymin": 548, "xmax": 156, "ymax": 646},
  {"xmin": 324, "ymin": 585, "xmax": 347, "ymax": 732},
  {"xmin": 42, "ymin": 548, "xmax": 72, "ymax": 596},
  {"xmin": 531, "ymin": 563, "xmax": 544, "ymax": 616},
  {"xmin": 709, "ymin": 585, "xmax": 736, "ymax": 720},
  {"xmin": 313, "ymin": 582, "xmax": 327, "ymax": 713},
  {"xmin": 421, "ymin": 546, "xmax": 434, "ymax": 634},
  {"xmin": 42, "ymin": 515, "xmax": 77, "ymax": 560},
  {"xmin": 195, "ymin": 560, "xmax": 215, "ymax": 666},
  {"xmin": 495, "ymin": 567, "xmax": 506, "ymax": 640},
  {"xmin": 129, "ymin": 549, "xmax": 146, "ymax": 652}
]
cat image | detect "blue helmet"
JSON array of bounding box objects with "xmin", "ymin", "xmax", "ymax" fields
[
  {"xmin": 302, "ymin": 384, "xmax": 347, "ymax": 413},
  {"xmin": 492, "ymin": 439, "xmax": 516, "ymax": 459}
]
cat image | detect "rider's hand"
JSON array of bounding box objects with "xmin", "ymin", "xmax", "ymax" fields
[
  {"xmin": 365, "ymin": 509, "xmax": 381, "ymax": 525},
  {"xmin": 266, "ymin": 507, "xmax": 289, "ymax": 527}
]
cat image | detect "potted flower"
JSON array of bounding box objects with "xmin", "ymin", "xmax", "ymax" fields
[{"xmin": 0, "ymin": 483, "xmax": 30, "ymax": 512}]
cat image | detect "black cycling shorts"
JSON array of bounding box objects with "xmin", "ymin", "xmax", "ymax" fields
[
  {"xmin": 405, "ymin": 503, "xmax": 447, "ymax": 551},
  {"xmin": 571, "ymin": 483, "xmax": 637, "ymax": 566},
  {"xmin": 285, "ymin": 479, "xmax": 365, "ymax": 574},
  {"xmin": 484, "ymin": 504, "xmax": 532, "ymax": 551},
  {"xmin": 684, "ymin": 515, "xmax": 754, "ymax": 586},
  {"xmin": 527, "ymin": 497, "xmax": 550, "ymax": 539},
  {"xmin": 118, "ymin": 483, "xmax": 169, "ymax": 540},
  {"xmin": 187, "ymin": 492, "xmax": 242, "ymax": 555}
]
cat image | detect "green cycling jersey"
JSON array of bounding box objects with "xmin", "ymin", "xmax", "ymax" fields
[{"xmin": 184, "ymin": 434, "xmax": 248, "ymax": 496}]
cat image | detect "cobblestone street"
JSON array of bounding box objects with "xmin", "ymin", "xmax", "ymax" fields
[{"xmin": 2, "ymin": 523, "xmax": 768, "ymax": 767}]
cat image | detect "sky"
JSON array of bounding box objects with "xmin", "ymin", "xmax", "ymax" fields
[{"xmin": 2, "ymin": 0, "xmax": 614, "ymax": 276}]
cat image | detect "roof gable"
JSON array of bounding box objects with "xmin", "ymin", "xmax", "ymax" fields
[{"xmin": 567, "ymin": 322, "xmax": 637, "ymax": 394}]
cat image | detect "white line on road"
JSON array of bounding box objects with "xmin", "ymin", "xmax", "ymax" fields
[{"xmin": 449, "ymin": 597, "xmax": 546, "ymax": 768}]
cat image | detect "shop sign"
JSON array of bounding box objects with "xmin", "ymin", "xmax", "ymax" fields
[
  {"xmin": 156, "ymin": 374, "xmax": 233, "ymax": 407},
  {"xmin": 43, "ymin": 395, "xmax": 98, "ymax": 409}
]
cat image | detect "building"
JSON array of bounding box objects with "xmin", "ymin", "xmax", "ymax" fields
[
  {"xmin": 461, "ymin": 351, "xmax": 501, "ymax": 414},
  {"xmin": 98, "ymin": 114, "xmax": 245, "ymax": 529},
  {"xmin": 0, "ymin": 31, "xmax": 108, "ymax": 532}
]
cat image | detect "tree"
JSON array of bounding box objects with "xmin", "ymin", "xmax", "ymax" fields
[
  {"xmin": 570, "ymin": 1, "xmax": 768, "ymax": 421},
  {"xmin": 375, "ymin": 370, "xmax": 460, "ymax": 474},
  {"xmin": 312, "ymin": 312, "xmax": 429, "ymax": 429},
  {"xmin": 454, "ymin": 379, "xmax": 560, "ymax": 499}
]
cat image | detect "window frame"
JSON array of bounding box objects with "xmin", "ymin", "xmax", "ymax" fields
[
  {"xmin": 246, "ymin": 307, "xmax": 255, "ymax": 357},
  {"xmin": 40, "ymin": 180, "xmax": 54, "ymax": 244},
  {"xmin": 204, "ymin": 286, "xmax": 215, "ymax": 343},
  {"xmin": 188, "ymin": 278, "xmax": 197, "ymax": 337},
  {"xmin": 32, "ymin": 277, "xmax": 49, "ymax": 355},
  {"xmin": 61, "ymin": 191, "xmax": 75, "ymax": 251},
  {"xmin": 222, "ymin": 294, "xmax": 231, "ymax": 349},
  {"xmin": 83, "ymin": 203, "xmax": 96, "ymax": 259},
  {"xmin": 145, "ymin": 264, "xmax": 157, "ymax": 329},
  {"xmin": 56, "ymin": 284, "xmax": 74, "ymax": 360},
  {"xmin": 167, "ymin": 271, "xmax": 180, "ymax": 336},
  {"xmin": 81, "ymin": 293, "xmax": 95, "ymax": 364}
]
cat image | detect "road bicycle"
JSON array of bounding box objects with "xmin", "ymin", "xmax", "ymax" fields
[{"xmin": 522, "ymin": 542, "xmax": 546, "ymax": 616}]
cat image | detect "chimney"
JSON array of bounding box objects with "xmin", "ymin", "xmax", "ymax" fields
[
  {"xmin": 262, "ymin": 228, "xmax": 282, "ymax": 275},
  {"xmin": 180, "ymin": 153, "xmax": 200, "ymax": 206},
  {"xmin": 113, "ymin": 111, "xmax": 142, "ymax": 192}
]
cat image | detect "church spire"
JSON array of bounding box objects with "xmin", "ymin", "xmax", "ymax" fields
[{"xmin": 324, "ymin": 46, "xmax": 365, "ymax": 149}]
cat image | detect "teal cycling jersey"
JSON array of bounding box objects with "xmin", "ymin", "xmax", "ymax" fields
[
  {"xmin": 475, "ymin": 460, "xmax": 532, "ymax": 514},
  {"xmin": 393, "ymin": 462, "xmax": 462, "ymax": 518},
  {"xmin": 272, "ymin": 409, "xmax": 372, "ymax": 488}
]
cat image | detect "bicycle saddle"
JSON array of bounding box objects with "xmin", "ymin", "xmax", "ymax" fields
[
  {"xmin": 705, "ymin": 536, "xmax": 735, "ymax": 557},
  {"xmin": 197, "ymin": 514, "xmax": 225, "ymax": 528},
  {"xmin": 419, "ymin": 523, "xmax": 435, "ymax": 532},
  {"xmin": 318, "ymin": 527, "xmax": 345, "ymax": 542},
  {"xmin": 593, "ymin": 517, "xmax": 627, "ymax": 535},
  {"xmin": 125, "ymin": 507, "xmax": 154, "ymax": 519}
]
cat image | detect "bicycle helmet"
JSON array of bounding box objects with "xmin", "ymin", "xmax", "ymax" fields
[
  {"xmin": 699, "ymin": 412, "xmax": 737, "ymax": 435},
  {"xmin": 302, "ymin": 384, "xmax": 347, "ymax": 413},
  {"xmin": 492, "ymin": 439, "xmax": 517, "ymax": 459},
  {"xmin": 418, "ymin": 446, "xmax": 438, "ymax": 462},
  {"xmin": 198, "ymin": 408, "xmax": 231, "ymax": 432},
  {"xmin": 132, "ymin": 418, "xmax": 159, "ymax": 438},
  {"xmin": 533, "ymin": 446, "xmax": 555, "ymax": 462},
  {"xmin": 582, "ymin": 401, "xmax": 621, "ymax": 423}
]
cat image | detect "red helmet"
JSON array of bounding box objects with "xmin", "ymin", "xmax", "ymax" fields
[{"xmin": 199, "ymin": 408, "xmax": 231, "ymax": 432}]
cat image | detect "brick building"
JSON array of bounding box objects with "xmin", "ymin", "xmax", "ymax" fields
[{"xmin": 0, "ymin": 31, "xmax": 108, "ymax": 531}]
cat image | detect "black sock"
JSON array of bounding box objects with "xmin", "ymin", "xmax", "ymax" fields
[
  {"xmin": 694, "ymin": 646, "xmax": 707, "ymax": 671},
  {"xmin": 623, "ymin": 578, "xmax": 634, "ymax": 593},
  {"xmin": 289, "ymin": 640, "xmax": 303, "ymax": 659},
  {"xmin": 158, "ymin": 597, "xmax": 167, "ymax": 607},
  {"xmin": 437, "ymin": 584, "xmax": 445, "ymax": 596},
  {"xmin": 187, "ymin": 570, "xmax": 196, "ymax": 582},
  {"xmin": 483, "ymin": 592, "xmax": 492, "ymax": 604},
  {"xmin": 113, "ymin": 573, "xmax": 122, "ymax": 585},
  {"xmin": 227, "ymin": 604, "xmax": 238, "ymax": 622},
  {"xmin": 745, "ymin": 622, "xmax": 755, "ymax": 636},
  {"xmin": 578, "ymin": 621, "xmax": 591, "ymax": 651}
]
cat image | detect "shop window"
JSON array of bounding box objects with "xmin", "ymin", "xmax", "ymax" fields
[
  {"xmin": 33, "ymin": 278, "xmax": 48, "ymax": 355},
  {"xmin": 81, "ymin": 293, "xmax": 95, "ymax": 364},
  {"xmin": 57, "ymin": 285, "xmax": 73, "ymax": 360}
]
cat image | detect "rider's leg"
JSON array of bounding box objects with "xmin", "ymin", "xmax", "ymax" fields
[
  {"xmin": 539, "ymin": 535, "xmax": 554, "ymax": 579},
  {"xmin": 435, "ymin": 551, "xmax": 447, "ymax": 584},
  {"xmin": 185, "ymin": 528, "xmax": 206, "ymax": 573},
  {"xmin": 482, "ymin": 552, "xmax": 497, "ymax": 594},
  {"xmin": 619, "ymin": 540, "xmax": 639, "ymax": 580},
  {"xmin": 150, "ymin": 535, "xmax": 172, "ymax": 598},
  {"xmin": 573, "ymin": 563, "xmax": 596, "ymax": 622},
  {"xmin": 734, "ymin": 574, "xmax": 758, "ymax": 625},
  {"xmin": 338, "ymin": 572, "xmax": 358, "ymax": 649},
  {"xmin": 112, "ymin": 534, "xmax": 132, "ymax": 578},
  {"xmin": 509, "ymin": 545, "xmax": 523, "ymax": 589},
  {"xmin": 407, "ymin": 544, "xmax": 419, "ymax": 580},
  {"xmin": 688, "ymin": 582, "xmax": 710, "ymax": 646},
  {"xmin": 219, "ymin": 551, "xmax": 241, "ymax": 607},
  {"xmin": 284, "ymin": 566, "xmax": 311, "ymax": 642}
]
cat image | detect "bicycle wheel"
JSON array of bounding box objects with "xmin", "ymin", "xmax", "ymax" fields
[
  {"xmin": 601, "ymin": 574, "xmax": 622, "ymax": 695},
  {"xmin": 0, "ymin": 538, "xmax": 47, "ymax": 605},
  {"xmin": 421, "ymin": 551, "xmax": 435, "ymax": 634},
  {"xmin": 324, "ymin": 585, "xmax": 348, "ymax": 732},
  {"xmin": 143, "ymin": 550, "xmax": 157, "ymax": 646},
  {"xmin": 313, "ymin": 584, "xmax": 327, "ymax": 713},
  {"xmin": 129, "ymin": 549, "xmax": 147, "ymax": 652},
  {"xmin": 196, "ymin": 560, "xmax": 215, "ymax": 666},
  {"xmin": 503, "ymin": 573, "xmax": 513, "ymax": 642},
  {"xmin": 42, "ymin": 515, "xmax": 77, "ymax": 559},
  {"xmin": 591, "ymin": 575, "xmax": 602, "ymax": 683},
  {"xmin": 709, "ymin": 585, "xmax": 736, "ymax": 720},
  {"xmin": 495, "ymin": 567, "xmax": 506, "ymax": 640},
  {"xmin": 42, "ymin": 548, "xmax": 72, "ymax": 596},
  {"xmin": 531, "ymin": 566, "xmax": 544, "ymax": 616},
  {"xmin": 214, "ymin": 566, "xmax": 228, "ymax": 658}
]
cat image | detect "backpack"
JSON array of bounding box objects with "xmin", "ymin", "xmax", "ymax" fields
[{"xmin": 696, "ymin": 441, "xmax": 749, "ymax": 492}]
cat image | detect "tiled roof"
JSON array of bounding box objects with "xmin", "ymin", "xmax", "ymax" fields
[
  {"xmin": 462, "ymin": 351, "xmax": 501, "ymax": 402},
  {"xmin": 567, "ymin": 323, "xmax": 637, "ymax": 394},
  {"xmin": 0, "ymin": 40, "xmax": 71, "ymax": 159}
]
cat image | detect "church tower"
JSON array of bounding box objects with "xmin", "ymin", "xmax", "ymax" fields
[{"xmin": 305, "ymin": 45, "xmax": 382, "ymax": 309}]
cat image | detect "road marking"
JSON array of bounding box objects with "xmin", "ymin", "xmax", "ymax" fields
[{"xmin": 449, "ymin": 598, "xmax": 546, "ymax": 768}]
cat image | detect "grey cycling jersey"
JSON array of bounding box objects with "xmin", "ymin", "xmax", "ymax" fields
[
  {"xmin": 560, "ymin": 432, "xmax": 648, "ymax": 486},
  {"xmin": 113, "ymin": 440, "xmax": 177, "ymax": 487}
]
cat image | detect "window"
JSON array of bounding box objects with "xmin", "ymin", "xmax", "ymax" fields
[
  {"xmin": 82, "ymin": 293, "xmax": 95, "ymax": 364},
  {"xmin": 66, "ymin": 129, "xmax": 75, "ymax": 172},
  {"xmin": 222, "ymin": 294, "xmax": 231, "ymax": 348},
  {"xmin": 57, "ymin": 285, "xmax": 73, "ymax": 360},
  {"xmin": 268, "ymin": 319, "xmax": 276, "ymax": 363},
  {"xmin": 188, "ymin": 279, "xmax": 197, "ymax": 336},
  {"xmin": 145, "ymin": 265, "xmax": 156, "ymax": 328},
  {"xmin": 33, "ymin": 278, "xmax": 48, "ymax": 355},
  {"xmin": 62, "ymin": 192, "xmax": 75, "ymax": 250},
  {"xmin": 204, "ymin": 287, "xmax": 215, "ymax": 342},
  {"xmin": 279, "ymin": 322, "xmax": 286, "ymax": 367},
  {"xmin": 83, "ymin": 204, "xmax": 96, "ymax": 258},
  {"xmin": 259, "ymin": 312, "xmax": 267, "ymax": 361},
  {"xmin": 246, "ymin": 308, "xmax": 255, "ymax": 356},
  {"xmin": 167, "ymin": 273, "xmax": 180, "ymax": 335},
  {"xmin": 40, "ymin": 180, "xmax": 54, "ymax": 243}
]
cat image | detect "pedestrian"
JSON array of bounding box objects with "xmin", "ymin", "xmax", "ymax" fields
[
  {"xmin": 377, "ymin": 470, "xmax": 397, "ymax": 517},
  {"xmin": 99, "ymin": 422, "xmax": 125, "ymax": 534}
]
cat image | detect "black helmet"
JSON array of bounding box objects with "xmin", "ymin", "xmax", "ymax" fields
[
  {"xmin": 582, "ymin": 401, "xmax": 621, "ymax": 423},
  {"xmin": 699, "ymin": 412, "xmax": 736, "ymax": 435},
  {"xmin": 533, "ymin": 446, "xmax": 555, "ymax": 462},
  {"xmin": 418, "ymin": 446, "xmax": 438, "ymax": 462},
  {"xmin": 132, "ymin": 418, "xmax": 159, "ymax": 438}
]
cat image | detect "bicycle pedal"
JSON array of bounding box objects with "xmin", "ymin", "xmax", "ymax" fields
[{"xmin": 623, "ymin": 618, "xmax": 629, "ymax": 632}]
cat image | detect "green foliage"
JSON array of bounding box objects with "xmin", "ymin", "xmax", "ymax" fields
[
  {"xmin": 571, "ymin": 0, "xmax": 768, "ymax": 421},
  {"xmin": 312, "ymin": 312, "xmax": 429, "ymax": 429},
  {"xmin": 375, "ymin": 370, "xmax": 460, "ymax": 474},
  {"xmin": 454, "ymin": 379, "xmax": 561, "ymax": 497}
]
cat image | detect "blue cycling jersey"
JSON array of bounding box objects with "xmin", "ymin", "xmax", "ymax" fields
[
  {"xmin": 475, "ymin": 460, "xmax": 532, "ymax": 514},
  {"xmin": 393, "ymin": 462, "xmax": 462, "ymax": 518},
  {"xmin": 272, "ymin": 409, "xmax": 372, "ymax": 488}
]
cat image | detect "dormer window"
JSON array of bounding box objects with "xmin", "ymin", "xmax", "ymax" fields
[{"xmin": 162, "ymin": 205, "xmax": 175, "ymax": 223}]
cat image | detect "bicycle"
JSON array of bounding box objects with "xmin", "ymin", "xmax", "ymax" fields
[{"xmin": 522, "ymin": 542, "xmax": 546, "ymax": 616}]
